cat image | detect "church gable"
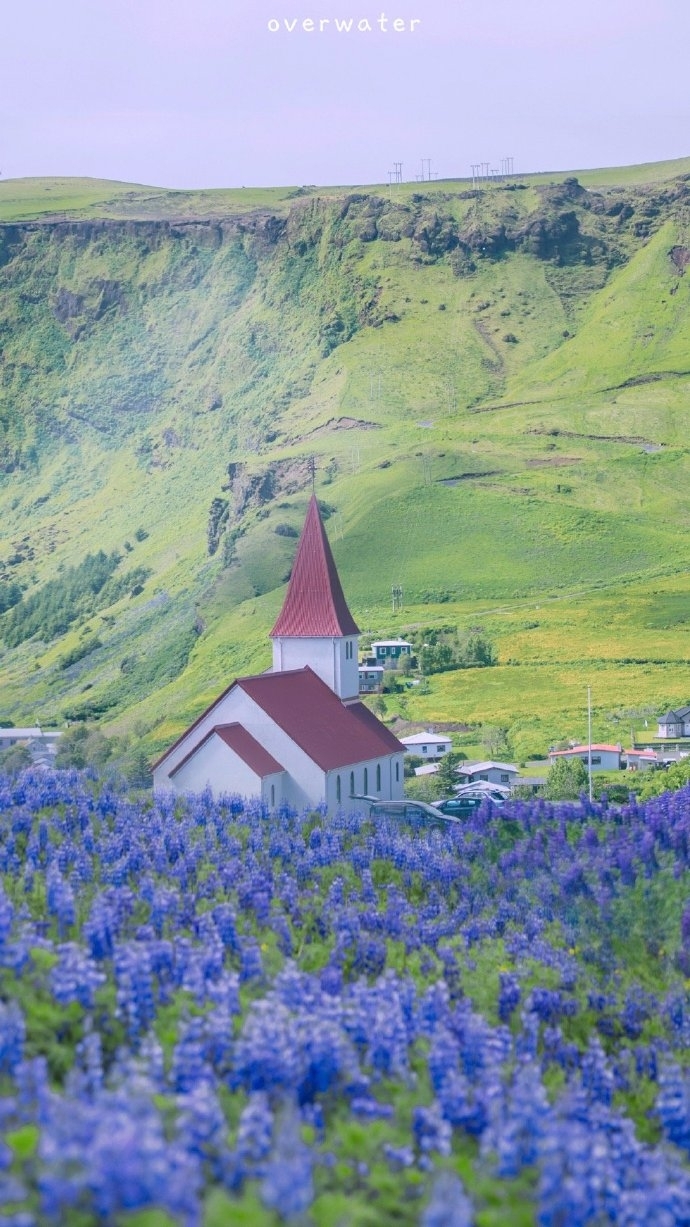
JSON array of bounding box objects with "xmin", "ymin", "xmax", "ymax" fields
[{"xmin": 169, "ymin": 723, "xmax": 285, "ymax": 796}]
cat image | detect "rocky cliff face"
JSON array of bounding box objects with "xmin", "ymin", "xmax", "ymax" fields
[{"xmin": 2, "ymin": 175, "xmax": 681, "ymax": 472}]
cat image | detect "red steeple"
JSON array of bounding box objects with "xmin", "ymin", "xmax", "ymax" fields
[{"xmin": 270, "ymin": 496, "xmax": 360, "ymax": 638}]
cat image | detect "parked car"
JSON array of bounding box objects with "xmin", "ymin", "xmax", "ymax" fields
[
  {"xmin": 434, "ymin": 791, "xmax": 505, "ymax": 818},
  {"xmin": 361, "ymin": 798, "xmax": 461, "ymax": 829}
]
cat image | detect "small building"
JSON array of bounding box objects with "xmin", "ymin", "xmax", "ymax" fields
[
  {"xmin": 0, "ymin": 728, "xmax": 62, "ymax": 757},
  {"xmin": 414, "ymin": 762, "xmax": 440, "ymax": 777},
  {"xmin": 369, "ymin": 639, "xmax": 413, "ymax": 668},
  {"xmin": 456, "ymin": 760, "xmax": 520, "ymax": 787},
  {"xmin": 548, "ymin": 744, "xmax": 622, "ymax": 772},
  {"xmin": 358, "ymin": 665, "xmax": 384, "ymax": 694},
  {"xmin": 624, "ymin": 749, "xmax": 658, "ymax": 772},
  {"xmin": 657, "ymin": 708, "xmax": 690, "ymax": 738},
  {"xmin": 399, "ymin": 731, "xmax": 453, "ymax": 760}
]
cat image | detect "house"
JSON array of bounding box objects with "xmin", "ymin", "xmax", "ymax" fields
[
  {"xmin": 0, "ymin": 728, "xmax": 62, "ymax": 760},
  {"xmin": 358, "ymin": 664, "xmax": 385, "ymax": 694},
  {"xmin": 399, "ymin": 731, "xmax": 452, "ymax": 760},
  {"xmin": 153, "ymin": 496, "xmax": 405, "ymax": 811},
  {"xmin": 456, "ymin": 760, "xmax": 520, "ymax": 787},
  {"xmin": 657, "ymin": 708, "xmax": 690, "ymax": 738},
  {"xmin": 624, "ymin": 749, "xmax": 658, "ymax": 772},
  {"xmin": 548, "ymin": 744, "xmax": 622, "ymax": 772},
  {"xmin": 369, "ymin": 638, "xmax": 413, "ymax": 668}
]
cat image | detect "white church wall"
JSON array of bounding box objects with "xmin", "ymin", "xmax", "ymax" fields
[
  {"xmin": 272, "ymin": 636, "xmax": 358, "ymax": 700},
  {"xmin": 326, "ymin": 751, "xmax": 406, "ymax": 814},
  {"xmin": 335, "ymin": 636, "xmax": 360, "ymax": 701},
  {"xmin": 272, "ymin": 637, "xmax": 337, "ymax": 693},
  {"xmin": 262, "ymin": 772, "xmax": 285, "ymax": 808}
]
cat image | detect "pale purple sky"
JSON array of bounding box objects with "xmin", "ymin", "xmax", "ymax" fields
[{"xmin": 3, "ymin": 0, "xmax": 689, "ymax": 188}]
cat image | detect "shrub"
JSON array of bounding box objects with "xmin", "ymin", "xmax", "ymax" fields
[
  {"xmin": 543, "ymin": 757, "xmax": 588, "ymax": 800},
  {"xmin": 2, "ymin": 552, "xmax": 122, "ymax": 647}
]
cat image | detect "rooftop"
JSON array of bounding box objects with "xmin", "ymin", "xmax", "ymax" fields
[
  {"xmin": 0, "ymin": 728, "xmax": 62, "ymax": 739},
  {"xmin": 239, "ymin": 667, "xmax": 403, "ymax": 771},
  {"xmin": 459, "ymin": 761, "xmax": 519, "ymax": 774},
  {"xmin": 549, "ymin": 744, "xmax": 622, "ymax": 757},
  {"xmin": 400, "ymin": 731, "xmax": 452, "ymax": 745}
]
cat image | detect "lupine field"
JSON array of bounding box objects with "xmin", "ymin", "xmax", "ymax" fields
[{"xmin": 4, "ymin": 774, "xmax": 690, "ymax": 1224}]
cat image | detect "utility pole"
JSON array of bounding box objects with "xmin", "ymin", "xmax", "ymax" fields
[{"xmin": 587, "ymin": 686, "xmax": 593, "ymax": 803}]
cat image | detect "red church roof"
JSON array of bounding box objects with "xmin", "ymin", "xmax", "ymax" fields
[
  {"xmin": 270, "ymin": 495, "xmax": 359, "ymax": 638},
  {"xmin": 239, "ymin": 667, "xmax": 402, "ymax": 771}
]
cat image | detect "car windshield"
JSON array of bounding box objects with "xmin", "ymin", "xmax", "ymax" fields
[{"xmin": 369, "ymin": 801, "xmax": 455, "ymax": 828}]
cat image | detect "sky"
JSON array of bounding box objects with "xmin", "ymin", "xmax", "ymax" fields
[{"xmin": 2, "ymin": 0, "xmax": 690, "ymax": 188}]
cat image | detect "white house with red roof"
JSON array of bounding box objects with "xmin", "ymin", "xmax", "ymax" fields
[
  {"xmin": 153, "ymin": 496, "xmax": 405, "ymax": 812},
  {"xmin": 548, "ymin": 744, "xmax": 622, "ymax": 772},
  {"xmin": 624, "ymin": 749, "xmax": 658, "ymax": 772}
]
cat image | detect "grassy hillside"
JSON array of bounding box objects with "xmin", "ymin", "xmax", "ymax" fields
[{"xmin": 1, "ymin": 158, "xmax": 690, "ymax": 763}]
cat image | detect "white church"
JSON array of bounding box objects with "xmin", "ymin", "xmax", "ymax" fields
[{"xmin": 153, "ymin": 496, "xmax": 405, "ymax": 812}]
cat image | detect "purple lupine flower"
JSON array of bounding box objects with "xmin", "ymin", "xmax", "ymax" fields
[
  {"xmin": 413, "ymin": 1102, "xmax": 452, "ymax": 1156},
  {"xmin": 260, "ymin": 1106, "xmax": 314, "ymax": 1219},
  {"xmin": 0, "ymin": 1001, "xmax": 25, "ymax": 1075},
  {"xmin": 421, "ymin": 1172, "xmax": 474, "ymax": 1227},
  {"xmin": 498, "ymin": 972, "xmax": 521, "ymax": 1022}
]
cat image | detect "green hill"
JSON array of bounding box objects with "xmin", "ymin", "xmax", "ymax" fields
[{"xmin": 1, "ymin": 158, "xmax": 690, "ymax": 762}]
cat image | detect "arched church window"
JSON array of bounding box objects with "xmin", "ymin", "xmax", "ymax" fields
[
  {"xmin": 376, "ymin": 763, "xmax": 381, "ymax": 792},
  {"xmin": 336, "ymin": 775, "xmax": 341, "ymax": 802},
  {"xmin": 350, "ymin": 771, "xmax": 355, "ymax": 796}
]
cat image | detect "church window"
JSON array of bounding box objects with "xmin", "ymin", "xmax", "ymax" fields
[
  {"xmin": 395, "ymin": 761, "xmax": 400, "ymax": 782},
  {"xmin": 271, "ymin": 784, "xmax": 275, "ymax": 807},
  {"xmin": 336, "ymin": 775, "xmax": 341, "ymax": 802},
  {"xmin": 376, "ymin": 763, "xmax": 381, "ymax": 791},
  {"xmin": 363, "ymin": 767, "xmax": 368, "ymax": 794},
  {"xmin": 350, "ymin": 771, "xmax": 355, "ymax": 796}
]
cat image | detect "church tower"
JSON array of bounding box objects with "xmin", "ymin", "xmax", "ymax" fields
[{"xmin": 270, "ymin": 496, "xmax": 360, "ymax": 701}]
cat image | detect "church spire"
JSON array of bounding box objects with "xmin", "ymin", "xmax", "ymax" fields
[{"xmin": 270, "ymin": 495, "xmax": 359, "ymax": 639}]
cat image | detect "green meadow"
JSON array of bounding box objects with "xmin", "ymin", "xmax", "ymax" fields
[{"xmin": 1, "ymin": 157, "xmax": 690, "ymax": 763}]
